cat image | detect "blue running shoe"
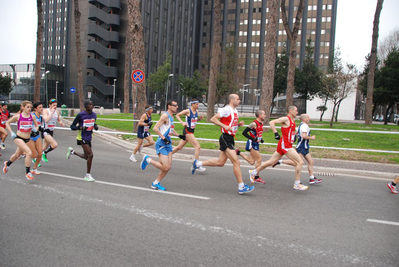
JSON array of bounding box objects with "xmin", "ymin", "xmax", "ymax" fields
[
  {"xmin": 239, "ymin": 184, "xmax": 255, "ymax": 195},
  {"xmin": 191, "ymin": 159, "xmax": 198, "ymax": 175},
  {"xmin": 141, "ymin": 155, "xmax": 150, "ymax": 170},
  {"xmin": 151, "ymin": 182, "xmax": 166, "ymax": 191}
]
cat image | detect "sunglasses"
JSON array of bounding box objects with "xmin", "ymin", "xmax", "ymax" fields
[
  {"xmin": 50, "ymin": 99, "xmax": 57, "ymax": 103},
  {"xmin": 171, "ymin": 104, "xmax": 178, "ymax": 107}
]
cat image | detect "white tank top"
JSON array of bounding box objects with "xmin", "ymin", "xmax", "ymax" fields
[{"xmin": 44, "ymin": 108, "xmax": 58, "ymax": 131}]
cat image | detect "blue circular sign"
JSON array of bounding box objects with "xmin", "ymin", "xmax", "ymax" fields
[{"xmin": 70, "ymin": 87, "xmax": 76, "ymax": 93}]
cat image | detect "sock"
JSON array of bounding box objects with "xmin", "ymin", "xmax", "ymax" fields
[
  {"xmin": 310, "ymin": 175, "xmax": 314, "ymax": 179},
  {"xmin": 44, "ymin": 146, "xmax": 53, "ymax": 154},
  {"xmin": 86, "ymin": 173, "xmax": 90, "ymax": 176},
  {"xmin": 252, "ymin": 169, "xmax": 258, "ymax": 175},
  {"xmin": 278, "ymin": 159, "xmax": 282, "ymax": 164},
  {"xmin": 196, "ymin": 161, "xmax": 203, "ymax": 167},
  {"xmin": 238, "ymin": 182, "xmax": 245, "ymax": 190},
  {"xmin": 255, "ymin": 175, "xmax": 259, "ymax": 179},
  {"xmin": 71, "ymin": 150, "xmax": 74, "ymax": 155},
  {"xmin": 294, "ymin": 181, "xmax": 301, "ymax": 185},
  {"xmin": 26, "ymin": 167, "xmax": 30, "ymax": 174},
  {"xmin": 7, "ymin": 160, "xmax": 12, "ymax": 166},
  {"xmin": 392, "ymin": 182, "xmax": 397, "ymax": 186},
  {"xmin": 153, "ymin": 180, "xmax": 159, "ymax": 185},
  {"xmin": 146, "ymin": 157, "xmax": 151, "ymax": 164}
]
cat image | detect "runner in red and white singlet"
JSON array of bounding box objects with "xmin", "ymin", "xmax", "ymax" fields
[{"xmin": 249, "ymin": 105, "xmax": 309, "ymax": 191}]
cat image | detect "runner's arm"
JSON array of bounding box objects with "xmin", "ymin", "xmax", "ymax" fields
[
  {"xmin": 70, "ymin": 113, "xmax": 82, "ymax": 131},
  {"xmin": 175, "ymin": 109, "xmax": 189, "ymax": 126},
  {"xmin": 153, "ymin": 113, "xmax": 167, "ymax": 139},
  {"xmin": 57, "ymin": 110, "xmax": 65, "ymax": 127},
  {"xmin": 5, "ymin": 114, "xmax": 19, "ymax": 133}
]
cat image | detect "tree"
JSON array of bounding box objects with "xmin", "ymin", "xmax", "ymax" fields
[
  {"xmin": 0, "ymin": 72, "xmax": 13, "ymax": 96},
  {"xmin": 378, "ymin": 27, "xmax": 399, "ymax": 63},
  {"xmin": 260, "ymin": 0, "xmax": 280, "ymax": 124},
  {"xmin": 272, "ymin": 49, "xmax": 289, "ymax": 111},
  {"xmin": 73, "ymin": 0, "xmax": 84, "ymax": 110},
  {"xmin": 34, "ymin": 0, "xmax": 44, "ymax": 103},
  {"xmin": 130, "ymin": 0, "xmax": 147, "ymax": 128},
  {"xmin": 215, "ymin": 46, "xmax": 238, "ymax": 105},
  {"xmin": 123, "ymin": 0, "xmax": 133, "ymax": 114},
  {"xmin": 295, "ymin": 38, "xmax": 323, "ymax": 100},
  {"xmin": 178, "ymin": 70, "xmax": 208, "ymax": 105},
  {"xmin": 206, "ymin": 0, "xmax": 222, "ymax": 122},
  {"xmin": 147, "ymin": 52, "xmax": 172, "ymax": 114},
  {"xmin": 365, "ymin": 0, "xmax": 384, "ymax": 125},
  {"xmin": 281, "ymin": 0, "xmax": 305, "ymax": 109}
]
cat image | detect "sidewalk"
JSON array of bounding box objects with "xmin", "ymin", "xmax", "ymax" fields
[{"xmin": 90, "ymin": 124, "xmax": 398, "ymax": 180}]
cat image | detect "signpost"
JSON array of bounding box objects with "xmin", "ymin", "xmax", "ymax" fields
[
  {"xmin": 131, "ymin": 70, "xmax": 145, "ymax": 130},
  {"xmin": 70, "ymin": 87, "xmax": 75, "ymax": 109}
]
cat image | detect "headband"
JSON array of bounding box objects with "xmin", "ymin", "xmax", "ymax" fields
[
  {"xmin": 190, "ymin": 100, "xmax": 199, "ymax": 104},
  {"xmin": 145, "ymin": 106, "xmax": 153, "ymax": 111}
]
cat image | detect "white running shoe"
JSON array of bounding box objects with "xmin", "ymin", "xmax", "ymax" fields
[
  {"xmin": 129, "ymin": 154, "xmax": 137, "ymax": 162},
  {"xmin": 1, "ymin": 143, "xmax": 5, "ymax": 150},
  {"xmin": 293, "ymin": 183, "xmax": 309, "ymax": 190},
  {"xmin": 197, "ymin": 166, "xmax": 206, "ymax": 172},
  {"xmin": 84, "ymin": 174, "xmax": 95, "ymax": 182},
  {"xmin": 66, "ymin": 147, "xmax": 74, "ymax": 159}
]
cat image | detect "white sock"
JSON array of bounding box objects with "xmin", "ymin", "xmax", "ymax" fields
[
  {"xmin": 153, "ymin": 180, "xmax": 159, "ymax": 185},
  {"xmin": 196, "ymin": 161, "xmax": 202, "ymax": 167},
  {"xmin": 310, "ymin": 175, "xmax": 314, "ymax": 179},
  {"xmin": 238, "ymin": 182, "xmax": 245, "ymax": 190},
  {"xmin": 252, "ymin": 169, "xmax": 258, "ymax": 175},
  {"xmin": 146, "ymin": 157, "xmax": 152, "ymax": 164},
  {"xmin": 295, "ymin": 181, "xmax": 301, "ymax": 185},
  {"xmin": 86, "ymin": 173, "xmax": 90, "ymax": 176},
  {"xmin": 278, "ymin": 159, "xmax": 282, "ymax": 164}
]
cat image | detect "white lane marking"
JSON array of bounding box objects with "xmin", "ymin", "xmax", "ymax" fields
[
  {"xmin": 367, "ymin": 219, "xmax": 399, "ymax": 226},
  {"xmin": 39, "ymin": 171, "xmax": 210, "ymax": 200}
]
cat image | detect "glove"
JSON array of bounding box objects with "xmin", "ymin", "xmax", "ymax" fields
[
  {"xmin": 274, "ymin": 132, "xmax": 281, "ymax": 140},
  {"xmin": 38, "ymin": 126, "xmax": 43, "ymax": 133},
  {"xmin": 260, "ymin": 138, "xmax": 264, "ymax": 143},
  {"xmin": 144, "ymin": 119, "xmax": 149, "ymax": 123},
  {"xmin": 178, "ymin": 134, "xmax": 186, "ymax": 140},
  {"xmin": 147, "ymin": 122, "xmax": 153, "ymax": 129},
  {"xmin": 31, "ymin": 131, "xmax": 39, "ymax": 137},
  {"xmin": 11, "ymin": 131, "xmax": 17, "ymax": 139},
  {"xmin": 94, "ymin": 124, "xmax": 98, "ymax": 131},
  {"xmin": 163, "ymin": 138, "xmax": 171, "ymax": 145}
]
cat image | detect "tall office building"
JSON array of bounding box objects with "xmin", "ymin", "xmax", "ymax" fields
[
  {"xmin": 199, "ymin": 0, "xmax": 338, "ymax": 106},
  {"xmin": 39, "ymin": 0, "xmax": 199, "ymax": 109}
]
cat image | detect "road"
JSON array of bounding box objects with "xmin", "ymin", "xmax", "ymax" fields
[{"xmin": 0, "ymin": 128, "xmax": 398, "ymax": 267}]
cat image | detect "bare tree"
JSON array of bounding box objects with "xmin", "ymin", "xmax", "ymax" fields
[
  {"xmin": 281, "ymin": 0, "xmax": 305, "ymax": 109},
  {"xmin": 206, "ymin": 0, "xmax": 222, "ymax": 122},
  {"xmin": 378, "ymin": 27, "xmax": 399, "ymax": 63},
  {"xmin": 260, "ymin": 0, "xmax": 280, "ymax": 124},
  {"xmin": 365, "ymin": 0, "xmax": 384, "ymax": 125},
  {"xmin": 34, "ymin": 0, "xmax": 44, "ymax": 103},
  {"xmin": 123, "ymin": 0, "xmax": 133, "ymax": 114},
  {"xmin": 130, "ymin": 0, "xmax": 147, "ymax": 130},
  {"xmin": 73, "ymin": 0, "xmax": 84, "ymax": 110}
]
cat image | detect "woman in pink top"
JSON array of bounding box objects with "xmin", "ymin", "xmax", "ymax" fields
[{"xmin": 3, "ymin": 101, "xmax": 39, "ymax": 180}]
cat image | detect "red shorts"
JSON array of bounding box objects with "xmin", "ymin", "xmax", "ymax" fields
[{"xmin": 276, "ymin": 139, "xmax": 293, "ymax": 156}]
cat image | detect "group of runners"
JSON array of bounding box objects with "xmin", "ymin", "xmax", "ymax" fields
[{"xmin": 2, "ymin": 96, "xmax": 398, "ymax": 196}]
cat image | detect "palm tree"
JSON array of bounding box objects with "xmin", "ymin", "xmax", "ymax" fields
[
  {"xmin": 130, "ymin": 0, "xmax": 147, "ymax": 130},
  {"xmin": 260, "ymin": 0, "xmax": 280, "ymax": 124},
  {"xmin": 34, "ymin": 0, "xmax": 44, "ymax": 103},
  {"xmin": 365, "ymin": 0, "xmax": 384, "ymax": 125},
  {"xmin": 207, "ymin": 0, "xmax": 222, "ymax": 121},
  {"xmin": 280, "ymin": 0, "xmax": 305, "ymax": 109},
  {"xmin": 73, "ymin": 0, "xmax": 84, "ymax": 110}
]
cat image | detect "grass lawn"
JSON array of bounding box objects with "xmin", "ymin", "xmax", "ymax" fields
[{"xmin": 96, "ymin": 113, "xmax": 399, "ymax": 164}]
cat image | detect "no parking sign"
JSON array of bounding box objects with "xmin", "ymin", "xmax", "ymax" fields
[{"xmin": 131, "ymin": 70, "xmax": 145, "ymax": 84}]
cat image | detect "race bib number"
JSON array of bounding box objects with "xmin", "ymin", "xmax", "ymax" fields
[
  {"xmin": 1, "ymin": 120, "xmax": 6, "ymax": 125},
  {"xmin": 83, "ymin": 119, "xmax": 95, "ymax": 131},
  {"xmin": 232, "ymin": 114, "xmax": 238, "ymax": 134},
  {"xmin": 20, "ymin": 121, "xmax": 33, "ymax": 133},
  {"xmin": 190, "ymin": 118, "xmax": 197, "ymax": 129},
  {"xmin": 144, "ymin": 126, "xmax": 149, "ymax": 132},
  {"xmin": 169, "ymin": 125, "xmax": 175, "ymax": 136}
]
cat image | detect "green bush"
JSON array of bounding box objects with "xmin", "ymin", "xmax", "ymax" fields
[{"xmin": 6, "ymin": 103, "xmax": 21, "ymax": 113}]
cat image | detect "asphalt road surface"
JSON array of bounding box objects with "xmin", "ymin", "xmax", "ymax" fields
[{"xmin": 1, "ymin": 127, "xmax": 398, "ymax": 267}]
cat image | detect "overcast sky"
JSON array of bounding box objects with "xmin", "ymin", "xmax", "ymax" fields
[{"xmin": 0, "ymin": 0, "xmax": 398, "ymax": 70}]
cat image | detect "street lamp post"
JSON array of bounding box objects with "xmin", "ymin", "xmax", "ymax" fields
[
  {"xmin": 43, "ymin": 70, "xmax": 50, "ymax": 105},
  {"xmin": 113, "ymin": 79, "xmax": 117, "ymax": 109},
  {"xmin": 239, "ymin": 84, "xmax": 249, "ymax": 106},
  {"xmin": 164, "ymin": 74, "xmax": 174, "ymax": 111},
  {"xmin": 55, "ymin": 81, "xmax": 59, "ymax": 101}
]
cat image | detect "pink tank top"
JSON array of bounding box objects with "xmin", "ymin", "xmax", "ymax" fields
[{"xmin": 17, "ymin": 113, "xmax": 33, "ymax": 133}]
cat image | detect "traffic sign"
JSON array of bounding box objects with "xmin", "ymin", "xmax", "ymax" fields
[
  {"xmin": 70, "ymin": 87, "xmax": 76, "ymax": 93},
  {"xmin": 131, "ymin": 70, "xmax": 145, "ymax": 84}
]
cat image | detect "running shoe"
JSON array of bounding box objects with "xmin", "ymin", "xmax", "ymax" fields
[
  {"xmin": 387, "ymin": 182, "xmax": 398, "ymax": 194},
  {"xmin": 140, "ymin": 155, "xmax": 150, "ymax": 170},
  {"xmin": 151, "ymin": 182, "xmax": 166, "ymax": 191},
  {"xmin": 1, "ymin": 143, "xmax": 5, "ymax": 150},
  {"xmin": 3, "ymin": 161, "xmax": 9, "ymax": 174},
  {"xmin": 272, "ymin": 161, "xmax": 280, "ymax": 168},
  {"xmin": 253, "ymin": 177, "xmax": 266, "ymax": 184},
  {"xmin": 249, "ymin": 169, "xmax": 256, "ymax": 183},
  {"xmin": 31, "ymin": 169, "xmax": 41, "ymax": 175},
  {"xmin": 197, "ymin": 166, "xmax": 206, "ymax": 172},
  {"xmin": 239, "ymin": 184, "xmax": 255, "ymax": 194},
  {"xmin": 84, "ymin": 174, "xmax": 95, "ymax": 182},
  {"xmin": 129, "ymin": 154, "xmax": 137, "ymax": 162},
  {"xmin": 32, "ymin": 158, "xmax": 36, "ymax": 163},
  {"xmin": 25, "ymin": 172, "xmax": 34, "ymax": 180},
  {"xmin": 42, "ymin": 153, "xmax": 48, "ymax": 163},
  {"xmin": 293, "ymin": 183, "xmax": 309, "ymax": 190},
  {"xmin": 309, "ymin": 177, "xmax": 323, "ymax": 185},
  {"xmin": 191, "ymin": 159, "xmax": 198, "ymax": 175},
  {"xmin": 138, "ymin": 145, "xmax": 143, "ymax": 154},
  {"xmin": 66, "ymin": 147, "xmax": 74, "ymax": 159}
]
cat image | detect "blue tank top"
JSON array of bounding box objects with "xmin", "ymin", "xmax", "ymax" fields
[
  {"xmin": 138, "ymin": 113, "xmax": 152, "ymax": 133},
  {"xmin": 296, "ymin": 122, "xmax": 310, "ymax": 150},
  {"xmin": 186, "ymin": 109, "xmax": 198, "ymax": 130}
]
